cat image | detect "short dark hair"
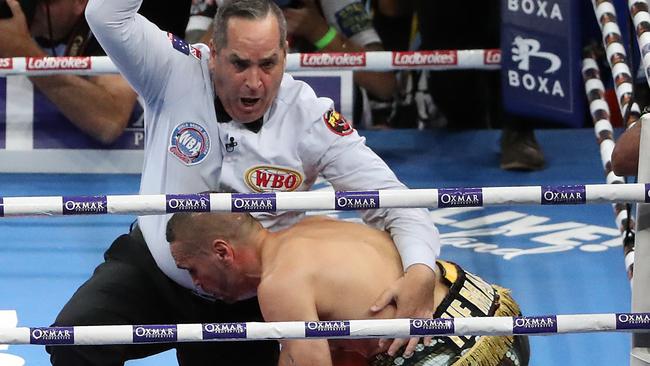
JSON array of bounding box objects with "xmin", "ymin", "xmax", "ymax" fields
[
  {"xmin": 166, "ymin": 211, "xmax": 262, "ymax": 249},
  {"xmin": 212, "ymin": 0, "xmax": 287, "ymax": 52}
]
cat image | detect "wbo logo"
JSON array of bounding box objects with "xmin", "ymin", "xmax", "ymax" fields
[
  {"xmin": 511, "ymin": 36, "xmax": 561, "ymax": 74},
  {"xmin": 245, "ymin": 165, "xmax": 303, "ymax": 192}
]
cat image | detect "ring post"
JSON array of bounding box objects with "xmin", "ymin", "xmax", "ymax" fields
[{"xmin": 631, "ymin": 113, "xmax": 650, "ymax": 365}]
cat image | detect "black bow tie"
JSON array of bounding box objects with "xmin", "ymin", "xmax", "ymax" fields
[{"xmin": 214, "ymin": 96, "xmax": 263, "ymax": 133}]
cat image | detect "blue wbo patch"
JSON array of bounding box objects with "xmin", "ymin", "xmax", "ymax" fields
[
  {"xmin": 169, "ymin": 122, "xmax": 211, "ymax": 165},
  {"xmin": 168, "ymin": 32, "xmax": 189, "ymax": 55}
]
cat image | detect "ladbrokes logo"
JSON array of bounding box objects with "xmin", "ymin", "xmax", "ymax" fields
[
  {"xmin": 300, "ymin": 52, "xmax": 366, "ymax": 67},
  {"xmin": 26, "ymin": 57, "xmax": 91, "ymax": 70},
  {"xmin": 484, "ymin": 49, "xmax": 501, "ymax": 65},
  {"xmin": 392, "ymin": 51, "xmax": 457, "ymax": 66},
  {"xmin": 0, "ymin": 58, "xmax": 12, "ymax": 69}
]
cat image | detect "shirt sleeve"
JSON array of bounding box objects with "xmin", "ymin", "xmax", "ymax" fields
[
  {"xmin": 300, "ymin": 107, "xmax": 440, "ymax": 271},
  {"xmin": 85, "ymin": 0, "xmax": 182, "ymax": 102}
]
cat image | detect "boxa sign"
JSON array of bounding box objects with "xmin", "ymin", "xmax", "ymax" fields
[{"xmin": 501, "ymin": 0, "xmax": 583, "ymax": 127}]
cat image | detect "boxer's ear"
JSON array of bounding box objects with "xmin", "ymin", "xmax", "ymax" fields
[{"xmin": 212, "ymin": 239, "xmax": 234, "ymax": 264}]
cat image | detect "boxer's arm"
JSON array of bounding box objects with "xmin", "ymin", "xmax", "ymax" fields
[
  {"xmin": 612, "ymin": 121, "xmax": 641, "ymax": 176},
  {"xmin": 302, "ymin": 109, "xmax": 439, "ymax": 357},
  {"xmin": 258, "ymin": 272, "xmax": 333, "ymax": 366}
]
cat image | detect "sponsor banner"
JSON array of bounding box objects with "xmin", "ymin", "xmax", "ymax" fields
[
  {"xmin": 0, "ymin": 77, "xmax": 5, "ymax": 149},
  {"xmin": 30, "ymin": 327, "xmax": 74, "ymax": 345},
  {"xmin": 231, "ymin": 193, "xmax": 277, "ymax": 212},
  {"xmin": 392, "ymin": 50, "xmax": 457, "ymax": 67},
  {"xmin": 616, "ymin": 313, "xmax": 650, "ymax": 330},
  {"xmin": 166, "ymin": 193, "xmax": 211, "ymax": 213},
  {"xmin": 304, "ymin": 321, "xmax": 350, "ymax": 337},
  {"xmin": 540, "ymin": 185, "xmax": 586, "ymax": 205},
  {"xmin": 438, "ymin": 188, "xmax": 483, "ymax": 208},
  {"xmin": 501, "ymin": 0, "xmax": 583, "ymax": 127},
  {"xmin": 300, "ymin": 52, "xmax": 366, "ymax": 68},
  {"xmin": 0, "ymin": 58, "xmax": 12, "ymax": 69},
  {"xmin": 484, "ymin": 49, "xmax": 501, "ymax": 65},
  {"xmin": 202, "ymin": 323, "xmax": 247, "ymax": 339},
  {"xmin": 513, "ymin": 316, "xmax": 557, "ymax": 334},
  {"xmin": 32, "ymin": 91, "xmax": 145, "ymax": 149},
  {"xmin": 293, "ymin": 72, "xmax": 352, "ymax": 120},
  {"xmin": 62, "ymin": 196, "xmax": 108, "ymax": 215},
  {"xmin": 26, "ymin": 57, "xmax": 91, "ymax": 71},
  {"xmin": 335, "ymin": 191, "xmax": 380, "ymax": 210},
  {"xmin": 410, "ymin": 318, "xmax": 454, "ymax": 336},
  {"xmin": 132, "ymin": 325, "xmax": 178, "ymax": 343}
]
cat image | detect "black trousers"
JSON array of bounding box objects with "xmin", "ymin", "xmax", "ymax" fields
[{"xmin": 46, "ymin": 227, "xmax": 279, "ymax": 366}]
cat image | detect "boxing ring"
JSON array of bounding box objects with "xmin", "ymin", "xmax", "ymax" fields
[
  {"xmin": 1, "ymin": 1, "xmax": 648, "ymax": 364},
  {"xmin": 0, "ymin": 128, "xmax": 632, "ymax": 365}
]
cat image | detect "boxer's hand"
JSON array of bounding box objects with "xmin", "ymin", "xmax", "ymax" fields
[{"xmin": 370, "ymin": 264, "xmax": 435, "ymax": 357}]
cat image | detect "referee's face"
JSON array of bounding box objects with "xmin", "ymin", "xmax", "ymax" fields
[{"xmin": 210, "ymin": 13, "xmax": 286, "ymax": 123}]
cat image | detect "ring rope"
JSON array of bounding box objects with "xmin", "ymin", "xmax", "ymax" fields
[
  {"xmin": 0, "ymin": 49, "xmax": 500, "ymax": 77},
  {"xmin": 592, "ymin": 0, "xmax": 642, "ymax": 127},
  {"xmin": 1, "ymin": 312, "xmax": 649, "ymax": 346},
  {"xmin": 0, "ymin": 183, "xmax": 647, "ymax": 217},
  {"xmin": 628, "ymin": 0, "xmax": 650, "ymax": 90},
  {"xmin": 582, "ymin": 53, "xmax": 635, "ymax": 278}
]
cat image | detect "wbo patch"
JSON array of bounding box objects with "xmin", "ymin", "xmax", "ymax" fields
[
  {"xmin": 323, "ymin": 109, "xmax": 353, "ymax": 136},
  {"xmin": 169, "ymin": 122, "xmax": 211, "ymax": 165},
  {"xmin": 245, "ymin": 165, "xmax": 303, "ymax": 192}
]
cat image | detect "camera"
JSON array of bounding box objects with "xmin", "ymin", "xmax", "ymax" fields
[{"xmin": 0, "ymin": 0, "xmax": 39, "ymax": 25}]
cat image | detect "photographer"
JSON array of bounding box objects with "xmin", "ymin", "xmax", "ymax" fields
[{"xmin": 0, "ymin": 0, "xmax": 191, "ymax": 144}]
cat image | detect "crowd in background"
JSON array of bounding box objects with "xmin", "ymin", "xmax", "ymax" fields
[{"xmin": 0, "ymin": 0, "xmax": 553, "ymax": 170}]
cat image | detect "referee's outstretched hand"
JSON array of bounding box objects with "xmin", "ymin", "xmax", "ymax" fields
[{"xmin": 370, "ymin": 263, "xmax": 436, "ymax": 358}]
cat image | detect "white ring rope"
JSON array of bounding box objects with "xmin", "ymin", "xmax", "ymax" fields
[
  {"xmin": 582, "ymin": 54, "xmax": 635, "ymax": 278},
  {"xmin": 629, "ymin": 0, "xmax": 650, "ymax": 89},
  {"xmin": 1, "ymin": 313, "xmax": 649, "ymax": 346},
  {"xmin": 0, "ymin": 183, "xmax": 647, "ymax": 217},
  {"xmin": 593, "ymin": 0, "xmax": 641, "ymax": 125},
  {"xmin": 0, "ymin": 49, "xmax": 500, "ymax": 77}
]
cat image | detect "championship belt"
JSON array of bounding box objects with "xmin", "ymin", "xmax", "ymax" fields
[{"xmin": 370, "ymin": 260, "xmax": 528, "ymax": 366}]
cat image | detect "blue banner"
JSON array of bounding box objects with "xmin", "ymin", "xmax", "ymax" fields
[{"xmin": 501, "ymin": 0, "xmax": 583, "ymax": 127}]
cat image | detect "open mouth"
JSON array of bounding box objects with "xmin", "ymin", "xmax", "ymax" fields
[{"xmin": 241, "ymin": 97, "xmax": 260, "ymax": 107}]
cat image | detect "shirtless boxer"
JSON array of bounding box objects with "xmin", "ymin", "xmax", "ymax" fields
[{"xmin": 167, "ymin": 212, "xmax": 529, "ymax": 366}]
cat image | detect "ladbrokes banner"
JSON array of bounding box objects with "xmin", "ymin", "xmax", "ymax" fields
[{"xmin": 501, "ymin": 0, "xmax": 583, "ymax": 127}]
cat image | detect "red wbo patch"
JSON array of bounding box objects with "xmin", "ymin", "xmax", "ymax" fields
[{"xmin": 323, "ymin": 109, "xmax": 353, "ymax": 136}]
